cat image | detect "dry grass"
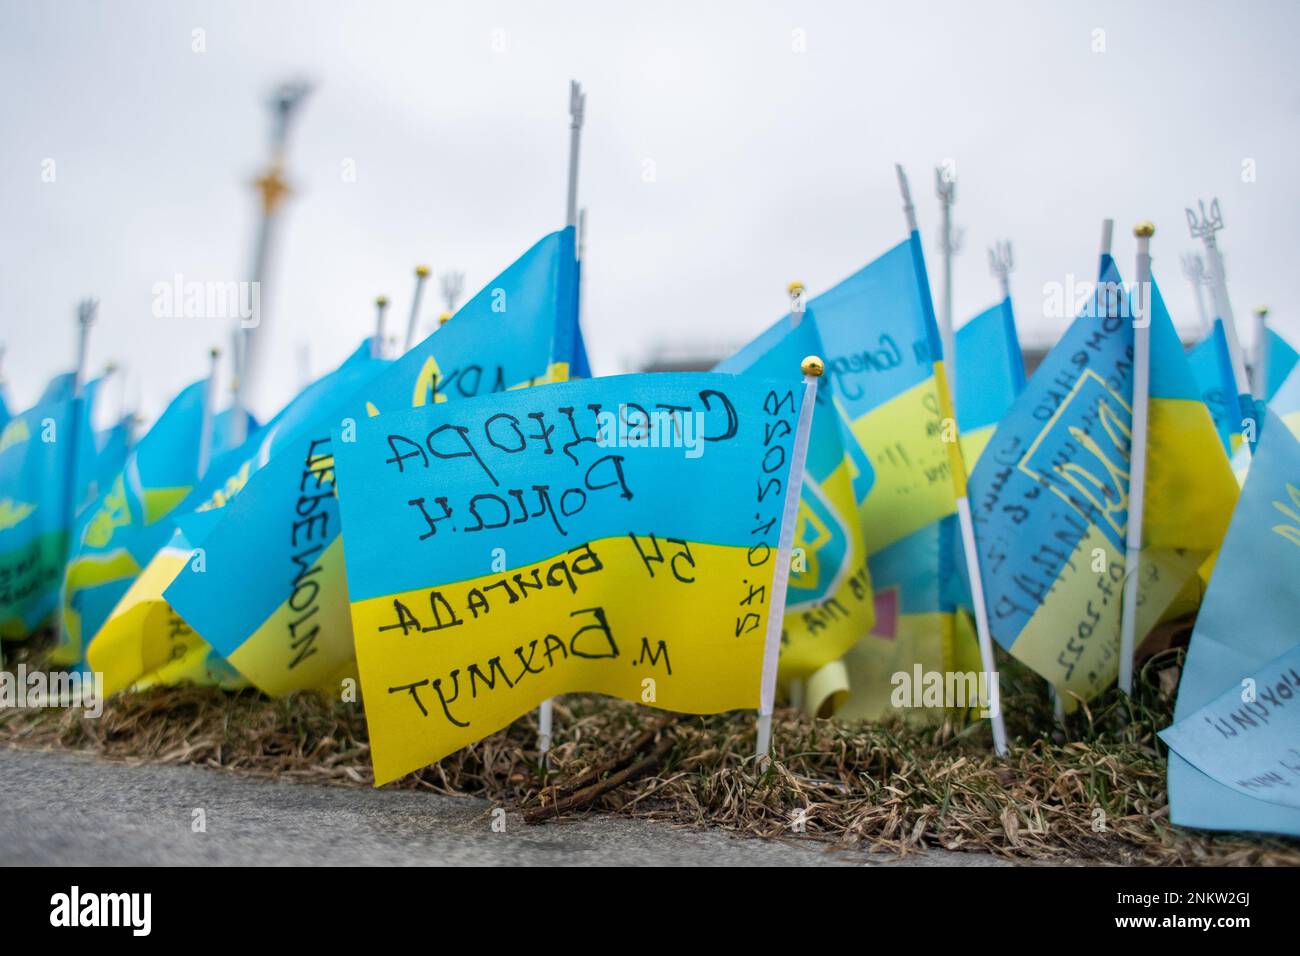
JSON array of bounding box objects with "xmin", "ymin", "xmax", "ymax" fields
[{"xmin": 1, "ymin": 639, "xmax": 1297, "ymax": 865}]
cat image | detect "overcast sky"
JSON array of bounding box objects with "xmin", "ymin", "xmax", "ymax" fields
[{"xmin": 2, "ymin": 0, "xmax": 1297, "ymax": 423}]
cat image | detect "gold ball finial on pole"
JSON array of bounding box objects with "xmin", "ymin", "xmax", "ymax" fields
[
  {"xmin": 209, "ymin": 346, "xmax": 221, "ymax": 360},
  {"xmin": 376, "ymin": 295, "xmax": 389, "ymax": 308},
  {"xmin": 787, "ymin": 281, "xmax": 805, "ymax": 298},
  {"xmin": 1255, "ymin": 305, "xmax": 1269, "ymax": 319},
  {"xmin": 415, "ymin": 265, "xmax": 430, "ymax": 279},
  {"xmin": 438, "ymin": 311, "xmax": 452, "ymax": 326},
  {"xmin": 801, "ymin": 355, "xmax": 824, "ymax": 377},
  {"xmin": 1133, "ymin": 221, "xmax": 1155, "ymax": 238}
]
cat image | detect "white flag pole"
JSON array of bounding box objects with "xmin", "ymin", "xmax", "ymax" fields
[
  {"xmin": 1181, "ymin": 253, "xmax": 1212, "ymax": 336},
  {"xmin": 989, "ymin": 240, "xmax": 1013, "ymax": 302},
  {"xmin": 898, "ymin": 163, "xmax": 1007, "ymax": 755},
  {"xmin": 231, "ymin": 81, "xmax": 311, "ymax": 447},
  {"xmin": 538, "ymin": 80, "xmax": 586, "ymax": 762},
  {"xmin": 372, "ymin": 296, "xmax": 389, "ymax": 359},
  {"xmin": 1187, "ymin": 199, "xmax": 1254, "ymax": 458},
  {"xmin": 54, "ymin": 299, "xmax": 97, "ymax": 655},
  {"xmin": 577, "ymin": 207, "xmax": 589, "ymax": 338},
  {"xmin": 403, "ymin": 266, "xmax": 431, "ymax": 354},
  {"xmin": 1252, "ymin": 305, "xmax": 1269, "ymax": 401},
  {"xmin": 935, "ymin": 166, "xmax": 961, "ymax": 399},
  {"xmin": 756, "ymin": 354, "xmax": 821, "ymax": 763},
  {"xmin": 197, "ymin": 346, "xmax": 220, "ymax": 477},
  {"xmin": 436, "ymin": 271, "xmax": 464, "ymax": 331},
  {"xmin": 1118, "ymin": 222, "xmax": 1155, "ymax": 695}
]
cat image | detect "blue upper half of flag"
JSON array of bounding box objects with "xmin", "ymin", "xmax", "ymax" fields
[
  {"xmin": 808, "ymin": 233, "xmax": 943, "ymax": 420},
  {"xmin": 166, "ymin": 229, "xmax": 581, "ymax": 652},
  {"xmin": 365, "ymin": 227, "xmax": 580, "ymax": 414},
  {"xmin": 1265, "ymin": 326, "xmax": 1299, "ymax": 402},
  {"xmin": 1187, "ymin": 322, "xmax": 1238, "ymax": 453},
  {"xmin": 332, "ymin": 372, "xmax": 803, "ymax": 603},
  {"xmin": 955, "ymin": 296, "xmax": 1025, "ymax": 433}
]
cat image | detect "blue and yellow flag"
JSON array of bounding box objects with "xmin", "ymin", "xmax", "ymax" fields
[
  {"xmin": 955, "ymin": 296, "xmax": 1026, "ymax": 467},
  {"xmin": 716, "ymin": 310, "xmax": 874, "ymax": 681},
  {"xmin": 88, "ymin": 519, "xmax": 248, "ymax": 695},
  {"xmin": 967, "ymin": 258, "xmax": 1238, "ymax": 703},
  {"xmin": 0, "ymin": 372, "xmax": 103, "ymax": 637},
  {"xmin": 1187, "ymin": 323, "xmax": 1239, "ymax": 456},
  {"xmin": 164, "ymin": 229, "xmax": 582, "ymax": 698},
  {"xmin": 331, "ymin": 372, "xmax": 803, "ymax": 784},
  {"xmin": 930, "ymin": 296, "xmax": 1032, "ymax": 657},
  {"xmin": 86, "ymin": 340, "xmax": 388, "ymax": 693},
  {"xmin": 1269, "ymin": 363, "xmax": 1300, "ymax": 436},
  {"xmin": 1262, "ymin": 326, "xmax": 1298, "ymax": 403},
  {"xmin": 55, "ymin": 378, "xmax": 211, "ymax": 665},
  {"xmin": 1161, "ymin": 409, "xmax": 1300, "ymax": 835},
  {"xmin": 811, "ymin": 237, "xmax": 956, "ymax": 543},
  {"xmin": 801, "ymin": 234, "xmax": 974, "ymax": 719}
]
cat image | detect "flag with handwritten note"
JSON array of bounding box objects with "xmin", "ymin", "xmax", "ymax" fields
[
  {"xmin": 715, "ymin": 309, "xmax": 874, "ymax": 682},
  {"xmin": 1161, "ymin": 409, "xmax": 1300, "ymax": 835},
  {"xmin": 164, "ymin": 228, "xmax": 581, "ymax": 698},
  {"xmin": 940, "ymin": 297, "xmax": 1030, "ymax": 619},
  {"xmin": 968, "ymin": 258, "xmax": 1237, "ymax": 704},
  {"xmin": 799, "ymin": 234, "xmax": 973, "ymax": 720},
  {"xmin": 87, "ymin": 341, "xmax": 387, "ymax": 692},
  {"xmin": 87, "ymin": 521, "xmax": 246, "ymax": 695},
  {"xmin": 333, "ymin": 373, "xmax": 803, "ymax": 784}
]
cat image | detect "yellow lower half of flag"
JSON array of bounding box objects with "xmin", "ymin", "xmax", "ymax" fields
[
  {"xmin": 846, "ymin": 378, "xmax": 958, "ymax": 555},
  {"xmin": 778, "ymin": 562, "xmax": 874, "ymax": 681},
  {"xmin": 225, "ymin": 535, "xmax": 355, "ymax": 698},
  {"xmin": 1007, "ymin": 528, "xmax": 1206, "ymax": 708},
  {"xmin": 1144, "ymin": 397, "xmax": 1237, "ymax": 552},
  {"xmin": 87, "ymin": 550, "xmax": 197, "ymax": 695},
  {"xmin": 52, "ymin": 548, "xmax": 143, "ymax": 666},
  {"xmin": 806, "ymin": 610, "xmax": 969, "ymax": 723},
  {"xmin": 779, "ymin": 458, "xmax": 875, "ymax": 679},
  {"xmin": 351, "ymin": 535, "xmax": 771, "ymax": 785}
]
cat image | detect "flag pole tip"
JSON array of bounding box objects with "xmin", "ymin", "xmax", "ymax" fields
[
  {"xmin": 375, "ymin": 295, "xmax": 389, "ymax": 307},
  {"xmin": 1254, "ymin": 305, "xmax": 1269, "ymax": 318},
  {"xmin": 800, "ymin": 355, "xmax": 824, "ymax": 377},
  {"xmin": 787, "ymin": 280, "xmax": 805, "ymax": 296},
  {"xmin": 1134, "ymin": 221, "xmax": 1155, "ymax": 238},
  {"xmin": 438, "ymin": 311, "xmax": 452, "ymax": 326},
  {"xmin": 208, "ymin": 346, "xmax": 221, "ymax": 359},
  {"xmin": 415, "ymin": 265, "xmax": 430, "ymax": 278}
]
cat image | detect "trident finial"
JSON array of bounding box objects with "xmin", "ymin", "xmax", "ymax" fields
[
  {"xmin": 935, "ymin": 165, "xmax": 956, "ymax": 204},
  {"xmin": 1185, "ymin": 198, "xmax": 1224, "ymax": 243},
  {"xmin": 935, "ymin": 165, "xmax": 962, "ymax": 255},
  {"xmin": 1181, "ymin": 251, "xmax": 1208, "ymax": 285},
  {"xmin": 569, "ymin": 80, "xmax": 585, "ymax": 129},
  {"xmin": 989, "ymin": 240, "xmax": 1013, "ymax": 280},
  {"xmin": 440, "ymin": 271, "xmax": 465, "ymax": 316}
]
